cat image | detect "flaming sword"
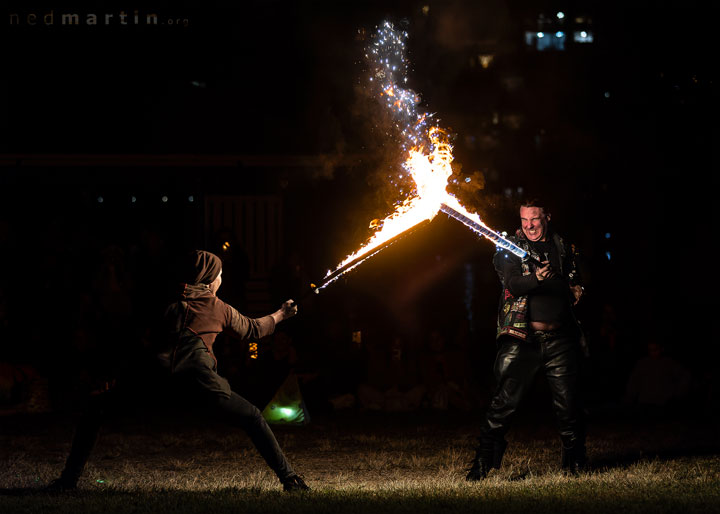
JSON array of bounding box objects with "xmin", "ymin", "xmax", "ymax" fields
[
  {"xmin": 438, "ymin": 204, "xmax": 542, "ymax": 266},
  {"xmin": 307, "ymin": 218, "xmax": 431, "ymax": 296},
  {"xmin": 295, "ymin": 21, "xmax": 541, "ymax": 302},
  {"xmin": 294, "ymin": 205, "xmax": 541, "ymax": 306},
  {"xmin": 301, "ymin": 205, "xmax": 540, "ymax": 300}
]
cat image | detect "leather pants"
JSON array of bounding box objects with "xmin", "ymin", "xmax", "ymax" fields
[{"xmin": 479, "ymin": 332, "xmax": 585, "ymax": 464}]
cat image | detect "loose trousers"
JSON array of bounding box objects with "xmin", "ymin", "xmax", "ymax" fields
[{"xmin": 60, "ymin": 382, "xmax": 295, "ymax": 484}]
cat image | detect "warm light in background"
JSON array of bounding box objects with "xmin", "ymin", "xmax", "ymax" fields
[{"xmin": 479, "ymin": 54, "xmax": 494, "ymax": 69}]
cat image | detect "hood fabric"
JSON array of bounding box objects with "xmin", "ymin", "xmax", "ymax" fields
[{"xmin": 184, "ymin": 250, "xmax": 222, "ymax": 285}]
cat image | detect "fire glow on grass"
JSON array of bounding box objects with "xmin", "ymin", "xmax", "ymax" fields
[{"xmin": 315, "ymin": 21, "xmax": 528, "ymax": 292}]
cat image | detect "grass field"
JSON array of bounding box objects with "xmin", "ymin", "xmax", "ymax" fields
[{"xmin": 1, "ymin": 410, "xmax": 718, "ymax": 513}]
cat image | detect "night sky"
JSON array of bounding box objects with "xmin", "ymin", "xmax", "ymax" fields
[{"xmin": 0, "ymin": 0, "xmax": 714, "ymax": 388}]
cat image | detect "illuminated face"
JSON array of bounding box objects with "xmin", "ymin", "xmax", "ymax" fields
[
  {"xmin": 209, "ymin": 269, "xmax": 222, "ymax": 294},
  {"xmin": 520, "ymin": 206, "xmax": 549, "ymax": 242}
]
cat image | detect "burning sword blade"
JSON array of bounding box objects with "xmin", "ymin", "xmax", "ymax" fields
[
  {"xmin": 292, "ymin": 218, "xmax": 432, "ymax": 306},
  {"xmin": 439, "ymin": 203, "xmax": 542, "ymax": 266}
]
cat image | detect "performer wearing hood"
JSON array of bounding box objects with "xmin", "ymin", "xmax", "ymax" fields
[
  {"xmin": 50, "ymin": 250, "xmax": 309, "ymax": 492},
  {"xmin": 466, "ymin": 199, "xmax": 587, "ymax": 480}
]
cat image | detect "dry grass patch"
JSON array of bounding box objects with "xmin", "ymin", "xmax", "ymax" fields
[{"xmin": 1, "ymin": 413, "xmax": 718, "ymax": 512}]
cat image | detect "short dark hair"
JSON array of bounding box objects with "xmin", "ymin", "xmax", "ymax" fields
[{"xmin": 520, "ymin": 198, "xmax": 549, "ymax": 215}]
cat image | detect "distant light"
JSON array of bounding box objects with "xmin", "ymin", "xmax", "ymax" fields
[
  {"xmin": 574, "ymin": 30, "xmax": 594, "ymax": 43},
  {"xmin": 604, "ymin": 91, "xmax": 611, "ymax": 98},
  {"xmin": 606, "ymin": 251, "xmax": 612, "ymax": 261},
  {"xmin": 131, "ymin": 196, "xmax": 137, "ymax": 203},
  {"xmin": 422, "ymin": 5, "xmax": 430, "ymax": 16},
  {"xmin": 222, "ymin": 241, "xmax": 231, "ymax": 251},
  {"xmin": 517, "ymin": 186, "xmax": 524, "ymax": 194},
  {"xmin": 479, "ymin": 54, "xmax": 494, "ymax": 69},
  {"xmin": 188, "ymin": 195, "xmax": 194, "ymax": 203},
  {"xmin": 605, "ymin": 232, "xmax": 611, "ymax": 239},
  {"xmin": 96, "ymin": 479, "xmax": 105, "ymax": 483},
  {"xmin": 557, "ymin": 12, "xmax": 565, "ymax": 19},
  {"xmin": 280, "ymin": 407, "xmax": 295, "ymax": 417},
  {"xmin": 465, "ymin": 177, "xmax": 471, "ymax": 183},
  {"xmin": 161, "ymin": 195, "xmax": 168, "ymax": 203},
  {"xmin": 537, "ymin": 32, "xmax": 545, "ymax": 38},
  {"xmin": 556, "ymin": 31, "xmax": 565, "ymax": 38},
  {"xmin": 97, "ymin": 196, "xmax": 104, "ymax": 203}
]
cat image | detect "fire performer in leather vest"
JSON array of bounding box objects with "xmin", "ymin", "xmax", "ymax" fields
[
  {"xmin": 467, "ymin": 199, "xmax": 587, "ymax": 480},
  {"xmin": 50, "ymin": 250, "xmax": 309, "ymax": 492}
]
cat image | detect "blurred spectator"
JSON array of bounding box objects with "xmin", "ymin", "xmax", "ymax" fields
[
  {"xmin": 420, "ymin": 329, "xmax": 451, "ymax": 410},
  {"xmin": 0, "ymin": 362, "xmax": 51, "ymax": 414},
  {"xmin": 447, "ymin": 322, "xmax": 482, "ymax": 410},
  {"xmin": 91, "ymin": 245, "xmax": 137, "ymax": 379},
  {"xmin": 420, "ymin": 329, "xmax": 473, "ymax": 410},
  {"xmin": 624, "ymin": 341, "xmax": 693, "ymax": 408},
  {"xmin": 357, "ymin": 335, "xmax": 425, "ymax": 411},
  {"xmin": 587, "ymin": 303, "xmax": 626, "ymax": 404},
  {"xmin": 233, "ymin": 330, "xmax": 299, "ymax": 410},
  {"xmin": 129, "ymin": 226, "xmax": 171, "ymax": 329},
  {"xmin": 94, "ymin": 245, "xmax": 135, "ymax": 327},
  {"xmin": 210, "ymin": 228, "xmax": 249, "ymax": 310},
  {"xmin": 316, "ymin": 318, "xmax": 363, "ymax": 408},
  {"xmin": 271, "ymin": 330, "xmax": 299, "ymax": 367}
]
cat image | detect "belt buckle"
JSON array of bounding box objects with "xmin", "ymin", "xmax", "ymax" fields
[{"xmin": 532, "ymin": 330, "xmax": 553, "ymax": 344}]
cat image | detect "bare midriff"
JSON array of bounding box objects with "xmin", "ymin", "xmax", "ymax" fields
[{"xmin": 530, "ymin": 321, "xmax": 563, "ymax": 331}]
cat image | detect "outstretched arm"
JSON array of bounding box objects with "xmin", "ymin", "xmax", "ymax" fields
[
  {"xmin": 226, "ymin": 299, "xmax": 298, "ymax": 340},
  {"xmin": 270, "ymin": 299, "xmax": 298, "ymax": 326}
]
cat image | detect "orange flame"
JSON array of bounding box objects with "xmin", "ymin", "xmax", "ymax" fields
[
  {"xmin": 324, "ymin": 126, "xmax": 492, "ymax": 282},
  {"xmin": 327, "ymin": 128, "xmax": 453, "ymax": 273}
]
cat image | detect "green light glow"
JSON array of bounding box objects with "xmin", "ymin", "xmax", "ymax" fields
[{"xmin": 261, "ymin": 373, "xmax": 308, "ymax": 425}]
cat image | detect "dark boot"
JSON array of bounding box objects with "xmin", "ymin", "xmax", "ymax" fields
[
  {"xmin": 466, "ymin": 438, "xmax": 507, "ymax": 481},
  {"xmin": 44, "ymin": 476, "xmax": 78, "ymax": 492},
  {"xmin": 561, "ymin": 444, "xmax": 587, "ymax": 475},
  {"xmin": 466, "ymin": 450, "xmax": 491, "ymax": 481},
  {"xmin": 51, "ymin": 410, "xmax": 103, "ymax": 490},
  {"xmin": 282, "ymin": 474, "xmax": 309, "ymax": 492},
  {"xmin": 48, "ymin": 389, "xmax": 110, "ymax": 492}
]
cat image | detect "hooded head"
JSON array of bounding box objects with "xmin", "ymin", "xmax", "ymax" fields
[{"xmin": 184, "ymin": 250, "xmax": 222, "ymax": 286}]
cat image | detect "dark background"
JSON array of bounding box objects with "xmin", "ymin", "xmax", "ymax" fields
[{"xmin": 0, "ymin": 1, "xmax": 714, "ymax": 416}]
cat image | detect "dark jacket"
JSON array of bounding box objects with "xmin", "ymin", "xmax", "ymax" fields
[
  {"xmin": 163, "ymin": 284, "xmax": 275, "ymax": 398},
  {"xmin": 493, "ymin": 230, "xmax": 582, "ymax": 342}
]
